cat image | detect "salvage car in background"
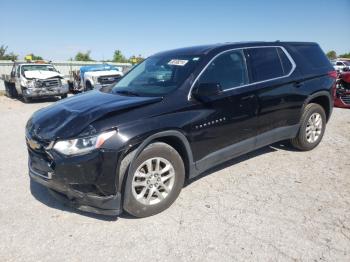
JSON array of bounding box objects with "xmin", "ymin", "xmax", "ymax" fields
[
  {"xmin": 334, "ymin": 70, "xmax": 350, "ymax": 109},
  {"xmin": 331, "ymin": 60, "xmax": 350, "ymax": 72},
  {"xmin": 70, "ymin": 64, "xmax": 123, "ymax": 92},
  {"xmin": 2, "ymin": 61, "xmax": 69, "ymax": 103}
]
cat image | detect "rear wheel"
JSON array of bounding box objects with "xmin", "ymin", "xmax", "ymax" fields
[
  {"xmin": 123, "ymin": 142, "xmax": 185, "ymax": 218},
  {"xmin": 290, "ymin": 103, "xmax": 326, "ymax": 151}
]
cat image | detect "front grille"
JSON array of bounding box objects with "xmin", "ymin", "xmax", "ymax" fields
[
  {"xmin": 38, "ymin": 78, "xmax": 61, "ymax": 88},
  {"xmin": 98, "ymin": 75, "xmax": 121, "ymax": 85},
  {"xmin": 340, "ymin": 94, "xmax": 350, "ymax": 105}
]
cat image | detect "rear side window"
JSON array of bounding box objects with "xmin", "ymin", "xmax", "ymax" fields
[
  {"xmin": 296, "ymin": 45, "xmax": 331, "ymax": 69},
  {"xmin": 248, "ymin": 47, "xmax": 286, "ymax": 82},
  {"xmin": 197, "ymin": 49, "xmax": 249, "ymax": 90}
]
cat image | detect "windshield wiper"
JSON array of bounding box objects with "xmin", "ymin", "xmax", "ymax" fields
[{"xmin": 115, "ymin": 90, "xmax": 140, "ymax": 96}]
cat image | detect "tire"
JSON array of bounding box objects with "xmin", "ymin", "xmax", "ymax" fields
[
  {"xmin": 123, "ymin": 142, "xmax": 185, "ymax": 218},
  {"xmin": 4, "ymin": 81, "xmax": 11, "ymax": 97},
  {"xmin": 85, "ymin": 81, "xmax": 93, "ymax": 92},
  {"xmin": 68, "ymin": 82, "xmax": 74, "ymax": 93},
  {"xmin": 4, "ymin": 82, "xmax": 17, "ymax": 98},
  {"xmin": 61, "ymin": 94, "xmax": 68, "ymax": 99},
  {"xmin": 22, "ymin": 95, "xmax": 31, "ymax": 103},
  {"xmin": 290, "ymin": 103, "xmax": 326, "ymax": 151}
]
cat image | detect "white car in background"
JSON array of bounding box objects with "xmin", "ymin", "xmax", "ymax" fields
[
  {"xmin": 2, "ymin": 62, "xmax": 69, "ymax": 102},
  {"xmin": 83, "ymin": 69, "xmax": 123, "ymax": 91},
  {"xmin": 76, "ymin": 64, "xmax": 124, "ymax": 92},
  {"xmin": 332, "ymin": 60, "xmax": 350, "ymax": 72}
]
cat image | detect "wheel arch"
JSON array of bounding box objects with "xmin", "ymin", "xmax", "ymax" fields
[
  {"xmin": 304, "ymin": 91, "xmax": 332, "ymax": 122},
  {"xmin": 118, "ymin": 130, "xmax": 195, "ymax": 193}
]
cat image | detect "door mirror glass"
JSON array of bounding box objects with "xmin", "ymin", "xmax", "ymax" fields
[{"xmin": 192, "ymin": 82, "xmax": 222, "ymax": 101}]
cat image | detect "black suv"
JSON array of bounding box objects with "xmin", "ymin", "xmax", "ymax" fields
[{"xmin": 26, "ymin": 42, "xmax": 336, "ymax": 217}]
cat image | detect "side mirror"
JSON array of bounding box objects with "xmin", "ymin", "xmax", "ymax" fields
[{"xmin": 192, "ymin": 82, "xmax": 222, "ymax": 102}]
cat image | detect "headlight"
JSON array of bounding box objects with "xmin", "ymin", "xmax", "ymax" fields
[
  {"xmin": 35, "ymin": 80, "xmax": 43, "ymax": 88},
  {"xmin": 53, "ymin": 130, "xmax": 116, "ymax": 156},
  {"xmin": 26, "ymin": 80, "xmax": 36, "ymax": 88},
  {"xmin": 92, "ymin": 76, "xmax": 99, "ymax": 84}
]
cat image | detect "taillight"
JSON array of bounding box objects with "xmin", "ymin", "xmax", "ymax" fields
[{"xmin": 328, "ymin": 70, "xmax": 338, "ymax": 79}]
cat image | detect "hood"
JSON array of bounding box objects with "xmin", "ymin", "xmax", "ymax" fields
[
  {"xmin": 85, "ymin": 70, "xmax": 123, "ymax": 77},
  {"xmin": 24, "ymin": 70, "xmax": 64, "ymax": 80},
  {"xmin": 26, "ymin": 90, "xmax": 162, "ymax": 141}
]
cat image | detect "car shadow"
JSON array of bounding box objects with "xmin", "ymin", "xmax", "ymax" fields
[
  {"xmin": 185, "ymin": 141, "xmax": 298, "ymax": 186},
  {"xmin": 30, "ymin": 141, "xmax": 299, "ymax": 220},
  {"xmin": 23, "ymin": 97, "xmax": 61, "ymax": 104},
  {"xmin": 29, "ymin": 180, "xmax": 119, "ymax": 221}
]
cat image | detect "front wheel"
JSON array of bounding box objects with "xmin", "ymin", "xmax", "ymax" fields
[
  {"xmin": 85, "ymin": 81, "xmax": 93, "ymax": 92},
  {"xmin": 123, "ymin": 142, "xmax": 185, "ymax": 218},
  {"xmin": 22, "ymin": 95, "xmax": 31, "ymax": 103},
  {"xmin": 290, "ymin": 103, "xmax": 326, "ymax": 151},
  {"xmin": 61, "ymin": 93, "xmax": 68, "ymax": 99}
]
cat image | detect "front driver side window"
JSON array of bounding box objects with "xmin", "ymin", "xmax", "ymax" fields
[{"xmin": 197, "ymin": 49, "xmax": 248, "ymax": 91}]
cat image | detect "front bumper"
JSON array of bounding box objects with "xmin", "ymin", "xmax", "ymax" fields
[
  {"xmin": 30, "ymin": 168, "xmax": 122, "ymax": 216},
  {"xmin": 94, "ymin": 83, "xmax": 113, "ymax": 90},
  {"xmin": 27, "ymin": 146, "xmax": 123, "ymax": 216},
  {"xmin": 23, "ymin": 85, "xmax": 69, "ymax": 98}
]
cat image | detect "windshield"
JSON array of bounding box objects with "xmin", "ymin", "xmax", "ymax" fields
[
  {"xmin": 21, "ymin": 65, "xmax": 58, "ymax": 75},
  {"xmin": 111, "ymin": 55, "xmax": 201, "ymax": 96}
]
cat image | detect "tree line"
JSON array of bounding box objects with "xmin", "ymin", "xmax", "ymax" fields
[
  {"xmin": 74, "ymin": 50, "xmax": 144, "ymax": 64},
  {"xmin": 0, "ymin": 44, "xmax": 144, "ymax": 64},
  {"xmin": 326, "ymin": 50, "xmax": 350, "ymax": 60},
  {"xmin": 2, "ymin": 44, "xmax": 348, "ymax": 63}
]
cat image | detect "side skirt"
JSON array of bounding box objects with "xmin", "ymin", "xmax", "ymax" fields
[{"xmin": 191, "ymin": 124, "xmax": 299, "ymax": 178}]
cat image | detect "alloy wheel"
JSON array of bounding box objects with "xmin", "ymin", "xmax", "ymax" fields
[
  {"xmin": 306, "ymin": 112, "xmax": 323, "ymax": 143},
  {"xmin": 131, "ymin": 157, "xmax": 175, "ymax": 205}
]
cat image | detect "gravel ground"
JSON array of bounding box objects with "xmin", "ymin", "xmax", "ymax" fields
[{"xmin": 0, "ymin": 96, "xmax": 349, "ymax": 262}]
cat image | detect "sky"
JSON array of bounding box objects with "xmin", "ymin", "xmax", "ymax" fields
[{"xmin": 1, "ymin": 0, "xmax": 349, "ymax": 61}]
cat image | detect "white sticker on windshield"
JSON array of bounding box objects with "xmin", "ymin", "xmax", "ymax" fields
[{"xmin": 168, "ymin": 59, "xmax": 188, "ymax": 66}]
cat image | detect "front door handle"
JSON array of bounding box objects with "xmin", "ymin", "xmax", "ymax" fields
[{"xmin": 294, "ymin": 81, "xmax": 304, "ymax": 88}]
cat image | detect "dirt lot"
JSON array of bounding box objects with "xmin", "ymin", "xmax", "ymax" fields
[{"xmin": 0, "ymin": 95, "xmax": 349, "ymax": 262}]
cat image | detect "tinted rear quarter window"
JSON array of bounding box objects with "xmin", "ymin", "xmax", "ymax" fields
[{"xmin": 288, "ymin": 43, "xmax": 332, "ymax": 75}]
